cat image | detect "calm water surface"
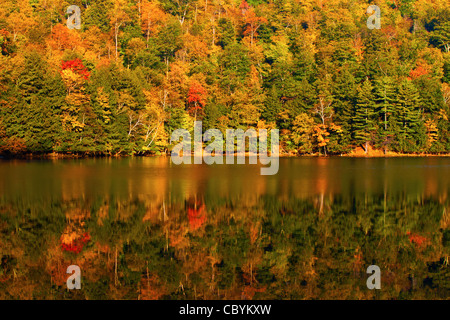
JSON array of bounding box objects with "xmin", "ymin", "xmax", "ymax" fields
[{"xmin": 0, "ymin": 157, "xmax": 448, "ymax": 299}]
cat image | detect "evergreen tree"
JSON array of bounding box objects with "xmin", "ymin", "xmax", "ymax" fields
[
  {"xmin": 374, "ymin": 76, "xmax": 397, "ymax": 153},
  {"xmin": 395, "ymin": 80, "xmax": 423, "ymax": 152},
  {"xmin": 353, "ymin": 79, "xmax": 376, "ymax": 153}
]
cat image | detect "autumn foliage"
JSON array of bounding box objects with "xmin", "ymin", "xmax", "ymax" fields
[
  {"xmin": 187, "ymin": 200, "xmax": 207, "ymax": 230},
  {"xmin": 187, "ymin": 81, "xmax": 207, "ymax": 118},
  {"xmin": 0, "ymin": 0, "xmax": 448, "ymax": 157},
  {"xmin": 61, "ymin": 58, "xmax": 90, "ymax": 80},
  {"xmin": 60, "ymin": 231, "xmax": 91, "ymax": 254}
]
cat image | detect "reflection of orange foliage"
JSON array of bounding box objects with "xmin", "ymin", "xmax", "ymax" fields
[
  {"xmin": 407, "ymin": 231, "xmax": 429, "ymax": 248},
  {"xmin": 140, "ymin": 274, "xmax": 166, "ymax": 300},
  {"xmin": 65, "ymin": 208, "xmax": 90, "ymax": 221},
  {"xmin": 60, "ymin": 232, "xmax": 90, "ymax": 253},
  {"xmin": 95, "ymin": 241, "xmax": 110, "ymax": 253},
  {"xmin": 49, "ymin": 260, "xmax": 70, "ymax": 286},
  {"xmin": 352, "ymin": 247, "xmax": 363, "ymax": 271},
  {"xmin": 187, "ymin": 203, "xmax": 207, "ymax": 230},
  {"xmin": 242, "ymin": 286, "xmax": 266, "ymax": 300},
  {"xmin": 249, "ymin": 222, "xmax": 260, "ymax": 245}
]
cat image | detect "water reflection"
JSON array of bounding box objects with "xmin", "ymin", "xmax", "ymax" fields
[{"xmin": 0, "ymin": 157, "xmax": 448, "ymax": 299}]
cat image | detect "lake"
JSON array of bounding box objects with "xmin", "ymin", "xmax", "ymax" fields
[{"xmin": 0, "ymin": 157, "xmax": 449, "ymax": 299}]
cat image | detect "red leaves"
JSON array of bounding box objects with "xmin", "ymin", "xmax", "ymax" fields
[
  {"xmin": 187, "ymin": 81, "xmax": 207, "ymax": 117},
  {"xmin": 61, "ymin": 232, "xmax": 91, "ymax": 254},
  {"xmin": 61, "ymin": 58, "xmax": 90, "ymax": 80},
  {"xmin": 187, "ymin": 81, "xmax": 207, "ymax": 108},
  {"xmin": 187, "ymin": 203, "xmax": 207, "ymax": 230}
]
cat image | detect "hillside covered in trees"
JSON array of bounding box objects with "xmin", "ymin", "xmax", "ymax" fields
[{"xmin": 0, "ymin": 0, "xmax": 449, "ymax": 156}]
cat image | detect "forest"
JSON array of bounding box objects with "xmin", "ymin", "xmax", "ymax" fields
[{"xmin": 0, "ymin": 0, "xmax": 449, "ymax": 156}]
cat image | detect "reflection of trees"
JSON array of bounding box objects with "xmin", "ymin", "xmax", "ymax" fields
[{"xmin": 0, "ymin": 191, "xmax": 449, "ymax": 299}]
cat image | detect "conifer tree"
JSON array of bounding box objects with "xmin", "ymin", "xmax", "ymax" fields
[
  {"xmin": 395, "ymin": 80, "xmax": 423, "ymax": 152},
  {"xmin": 353, "ymin": 79, "xmax": 376, "ymax": 154},
  {"xmin": 374, "ymin": 76, "xmax": 396, "ymax": 153}
]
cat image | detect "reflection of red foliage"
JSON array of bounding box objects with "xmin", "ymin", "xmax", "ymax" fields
[
  {"xmin": 61, "ymin": 232, "xmax": 91, "ymax": 254},
  {"xmin": 187, "ymin": 204, "xmax": 207, "ymax": 230},
  {"xmin": 61, "ymin": 58, "xmax": 90, "ymax": 80},
  {"xmin": 407, "ymin": 231, "xmax": 428, "ymax": 248}
]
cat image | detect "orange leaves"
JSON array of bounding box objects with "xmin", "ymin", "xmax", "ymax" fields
[
  {"xmin": 239, "ymin": 0, "xmax": 250, "ymax": 14},
  {"xmin": 243, "ymin": 10, "xmax": 267, "ymax": 46},
  {"xmin": 352, "ymin": 247, "xmax": 364, "ymax": 272},
  {"xmin": 0, "ymin": 136, "xmax": 26, "ymax": 155},
  {"xmin": 183, "ymin": 33, "xmax": 210, "ymax": 61},
  {"xmin": 140, "ymin": 273, "xmax": 166, "ymax": 300},
  {"xmin": 409, "ymin": 64, "xmax": 431, "ymax": 80},
  {"xmin": 48, "ymin": 24, "xmax": 80, "ymax": 52},
  {"xmin": 241, "ymin": 285, "xmax": 266, "ymax": 300},
  {"xmin": 313, "ymin": 124, "xmax": 330, "ymax": 148},
  {"xmin": 141, "ymin": 0, "xmax": 166, "ymax": 39}
]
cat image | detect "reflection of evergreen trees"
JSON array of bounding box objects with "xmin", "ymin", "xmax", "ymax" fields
[{"xmin": 0, "ymin": 192, "xmax": 449, "ymax": 300}]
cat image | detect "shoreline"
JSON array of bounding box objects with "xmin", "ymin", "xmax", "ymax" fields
[{"xmin": 1, "ymin": 151, "xmax": 449, "ymax": 160}]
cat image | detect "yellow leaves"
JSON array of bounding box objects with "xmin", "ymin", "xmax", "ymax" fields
[
  {"xmin": 183, "ymin": 33, "xmax": 210, "ymax": 60},
  {"xmin": 257, "ymin": 120, "xmax": 276, "ymax": 131},
  {"xmin": 313, "ymin": 124, "xmax": 330, "ymax": 148},
  {"xmin": 443, "ymin": 83, "xmax": 450, "ymax": 108},
  {"xmin": 5, "ymin": 1, "xmax": 36, "ymax": 41},
  {"xmin": 143, "ymin": 89, "xmax": 166, "ymax": 120},
  {"xmin": 141, "ymin": 0, "xmax": 167, "ymax": 36},
  {"xmin": 97, "ymin": 87, "xmax": 112, "ymax": 124},
  {"xmin": 61, "ymin": 68, "xmax": 86, "ymax": 95},
  {"xmin": 60, "ymin": 69, "xmax": 89, "ymax": 131},
  {"xmin": 438, "ymin": 109, "xmax": 448, "ymax": 121},
  {"xmin": 264, "ymin": 36, "xmax": 292, "ymax": 65},
  {"xmin": 117, "ymin": 91, "xmax": 137, "ymax": 112},
  {"xmin": 110, "ymin": 0, "xmax": 132, "ymax": 25},
  {"xmin": 125, "ymin": 37, "xmax": 146, "ymax": 58},
  {"xmin": 329, "ymin": 122, "xmax": 343, "ymax": 134},
  {"xmin": 291, "ymin": 113, "xmax": 315, "ymax": 152},
  {"xmin": 425, "ymin": 119, "xmax": 439, "ymax": 148}
]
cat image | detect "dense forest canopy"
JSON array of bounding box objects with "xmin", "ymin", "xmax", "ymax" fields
[{"xmin": 0, "ymin": 0, "xmax": 449, "ymax": 156}]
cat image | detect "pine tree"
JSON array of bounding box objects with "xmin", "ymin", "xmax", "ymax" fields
[
  {"xmin": 395, "ymin": 80, "xmax": 422, "ymax": 152},
  {"xmin": 353, "ymin": 79, "xmax": 376, "ymax": 154},
  {"xmin": 374, "ymin": 76, "xmax": 396, "ymax": 153}
]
